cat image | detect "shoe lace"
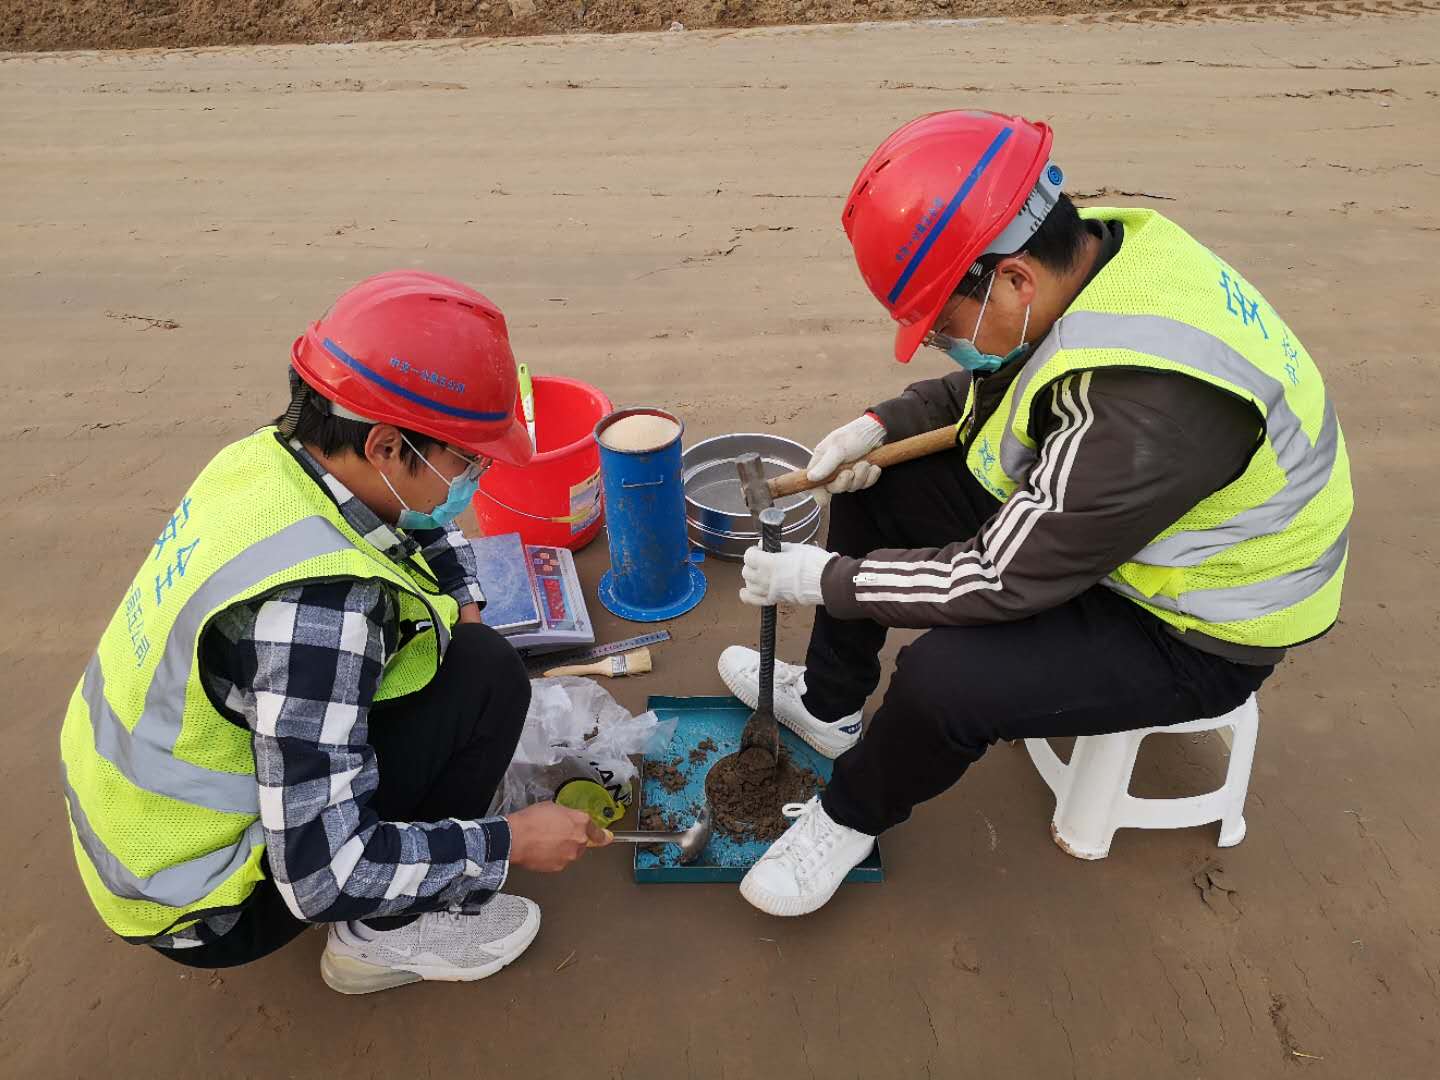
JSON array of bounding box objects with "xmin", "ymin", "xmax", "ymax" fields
[
  {"xmin": 412, "ymin": 906, "xmax": 508, "ymax": 962},
  {"xmin": 411, "ymin": 909, "xmax": 466, "ymax": 948},
  {"xmin": 774, "ymin": 797, "xmax": 837, "ymax": 883}
]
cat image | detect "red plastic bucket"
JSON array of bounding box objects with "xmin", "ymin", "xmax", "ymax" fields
[{"xmin": 473, "ymin": 376, "xmax": 612, "ymax": 550}]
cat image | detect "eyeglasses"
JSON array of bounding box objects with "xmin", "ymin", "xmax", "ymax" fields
[
  {"xmin": 923, "ymin": 329, "xmax": 960, "ymax": 353},
  {"xmin": 442, "ymin": 445, "xmax": 491, "ymax": 482},
  {"xmin": 922, "ymin": 270, "xmax": 996, "ymax": 353},
  {"xmin": 922, "ymin": 252, "xmax": 1028, "ymax": 354}
]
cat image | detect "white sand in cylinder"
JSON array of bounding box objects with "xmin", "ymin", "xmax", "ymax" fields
[{"xmin": 600, "ymin": 413, "xmax": 680, "ymax": 452}]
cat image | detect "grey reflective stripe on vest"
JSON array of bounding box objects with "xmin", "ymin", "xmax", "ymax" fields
[
  {"xmin": 89, "ymin": 517, "xmax": 358, "ymax": 814},
  {"xmin": 62, "ymin": 761, "xmax": 266, "ymax": 908},
  {"xmin": 999, "ymin": 312, "xmax": 1340, "ymax": 568},
  {"xmin": 134, "ymin": 516, "xmax": 358, "ymax": 763},
  {"xmin": 1104, "ymin": 527, "xmax": 1348, "ymax": 623},
  {"xmin": 84, "ymin": 655, "xmax": 259, "ymax": 814},
  {"xmin": 997, "ymin": 328, "xmax": 1070, "ymax": 479}
]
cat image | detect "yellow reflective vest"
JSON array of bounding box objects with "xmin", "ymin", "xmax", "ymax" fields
[
  {"xmin": 59, "ymin": 429, "xmax": 459, "ymax": 942},
  {"xmin": 962, "ymin": 208, "xmax": 1352, "ymax": 648}
]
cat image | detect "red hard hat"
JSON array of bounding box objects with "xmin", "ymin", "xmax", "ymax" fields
[
  {"xmin": 291, "ymin": 270, "xmax": 533, "ymax": 466},
  {"xmin": 842, "ymin": 110, "xmax": 1059, "ymax": 363}
]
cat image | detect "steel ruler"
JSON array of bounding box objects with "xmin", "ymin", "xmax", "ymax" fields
[{"xmin": 523, "ymin": 630, "xmax": 672, "ymax": 672}]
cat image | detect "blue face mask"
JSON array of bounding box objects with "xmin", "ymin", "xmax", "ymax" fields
[
  {"xmin": 382, "ymin": 436, "xmax": 485, "ymax": 531},
  {"xmin": 938, "ymin": 337, "xmax": 1030, "ymax": 374},
  {"xmin": 927, "ymin": 270, "xmax": 1032, "ymax": 374}
]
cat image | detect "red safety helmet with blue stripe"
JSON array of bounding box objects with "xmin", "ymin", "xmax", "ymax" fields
[
  {"xmin": 290, "ymin": 270, "xmax": 533, "ymax": 466},
  {"xmin": 842, "ymin": 110, "xmax": 1062, "ymax": 363}
]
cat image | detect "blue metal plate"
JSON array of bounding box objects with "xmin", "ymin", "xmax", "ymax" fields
[{"xmin": 634, "ymin": 695, "xmax": 883, "ymax": 885}]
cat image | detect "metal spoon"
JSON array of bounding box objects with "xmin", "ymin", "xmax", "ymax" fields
[{"xmin": 607, "ymin": 805, "xmax": 713, "ymax": 864}]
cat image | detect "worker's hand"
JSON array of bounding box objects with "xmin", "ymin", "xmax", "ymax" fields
[
  {"xmin": 457, "ymin": 602, "xmax": 484, "ymax": 625},
  {"xmin": 505, "ymin": 802, "xmax": 611, "ymax": 872},
  {"xmin": 740, "ymin": 542, "xmax": 836, "ymax": 608},
  {"xmin": 806, "ymin": 415, "xmax": 886, "ymax": 508}
]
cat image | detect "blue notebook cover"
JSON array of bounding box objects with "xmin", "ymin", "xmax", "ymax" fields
[{"xmin": 471, "ymin": 533, "xmax": 542, "ymax": 634}]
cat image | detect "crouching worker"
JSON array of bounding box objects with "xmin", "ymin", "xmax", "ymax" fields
[{"xmin": 59, "ymin": 271, "xmax": 609, "ymax": 993}]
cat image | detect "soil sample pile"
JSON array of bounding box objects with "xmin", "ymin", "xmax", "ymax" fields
[
  {"xmin": 704, "ymin": 747, "xmax": 824, "ymax": 842},
  {"xmin": 642, "ymin": 757, "xmax": 687, "ymax": 794},
  {"xmin": 688, "ymin": 737, "xmax": 719, "ymax": 766}
]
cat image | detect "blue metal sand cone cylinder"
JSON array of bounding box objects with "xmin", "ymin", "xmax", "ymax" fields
[{"xmin": 595, "ymin": 407, "xmax": 707, "ymax": 622}]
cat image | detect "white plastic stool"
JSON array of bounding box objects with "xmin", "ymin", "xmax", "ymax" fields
[{"xmin": 1025, "ymin": 694, "xmax": 1259, "ymax": 860}]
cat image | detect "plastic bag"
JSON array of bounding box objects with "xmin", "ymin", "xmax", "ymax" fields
[{"xmin": 489, "ymin": 676, "xmax": 676, "ymax": 818}]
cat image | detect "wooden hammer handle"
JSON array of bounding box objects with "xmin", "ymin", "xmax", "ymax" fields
[{"xmin": 767, "ymin": 424, "xmax": 960, "ymax": 499}]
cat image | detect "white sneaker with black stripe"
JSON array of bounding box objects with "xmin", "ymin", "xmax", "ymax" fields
[
  {"xmin": 320, "ymin": 894, "xmax": 540, "ymax": 995},
  {"xmin": 740, "ymin": 797, "xmax": 876, "ymax": 917},
  {"xmin": 717, "ymin": 646, "xmax": 862, "ymax": 759}
]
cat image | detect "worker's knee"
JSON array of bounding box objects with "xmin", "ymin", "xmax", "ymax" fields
[
  {"xmin": 446, "ymin": 622, "xmax": 531, "ymax": 723},
  {"xmin": 825, "ymin": 462, "xmax": 922, "ymax": 556},
  {"xmin": 448, "ymin": 620, "xmax": 524, "ymax": 674}
]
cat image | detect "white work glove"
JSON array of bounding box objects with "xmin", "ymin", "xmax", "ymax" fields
[
  {"xmin": 806, "ymin": 414, "xmax": 887, "ymax": 508},
  {"xmin": 739, "ymin": 543, "xmax": 837, "ymax": 608}
]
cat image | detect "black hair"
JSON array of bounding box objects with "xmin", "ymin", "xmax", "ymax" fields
[
  {"xmin": 956, "ymin": 192, "xmax": 1090, "ymax": 299},
  {"xmin": 276, "ymin": 382, "xmax": 441, "ymax": 473},
  {"xmin": 1015, "ymin": 192, "xmax": 1088, "ymax": 274}
]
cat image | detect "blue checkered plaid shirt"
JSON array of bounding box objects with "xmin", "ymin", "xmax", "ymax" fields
[{"xmin": 155, "ymin": 439, "xmax": 509, "ymax": 948}]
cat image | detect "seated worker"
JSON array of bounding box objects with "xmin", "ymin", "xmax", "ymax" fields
[
  {"xmin": 718, "ymin": 111, "xmax": 1353, "ymax": 916},
  {"xmin": 59, "ymin": 270, "xmax": 609, "ymax": 992}
]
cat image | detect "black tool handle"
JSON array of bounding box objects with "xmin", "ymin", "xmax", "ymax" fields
[{"xmin": 757, "ymin": 507, "xmax": 784, "ymax": 715}]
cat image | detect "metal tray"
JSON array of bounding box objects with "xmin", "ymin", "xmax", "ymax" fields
[{"xmin": 681, "ymin": 433, "xmax": 822, "ymax": 560}]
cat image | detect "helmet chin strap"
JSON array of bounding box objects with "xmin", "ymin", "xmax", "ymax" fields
[
  {"xmin": 278, "ymin": 370, "xmax": 378, "ymax": 439},
  {"xmin": 277, "ymin": 370, "xmax": 311, "ymax": 439}
]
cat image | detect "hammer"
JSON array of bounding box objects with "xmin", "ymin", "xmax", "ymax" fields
[
  {"xmin": 736, "ymin": 452, "xmax": 785, "ymax": 767},
  {"xmin": 764, "ymin": 424, "xmax": 960, "ymax": 501}
]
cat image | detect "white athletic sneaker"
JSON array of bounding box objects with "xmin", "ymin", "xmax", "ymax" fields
[
  {"xmin": 320, "ymin": 894, "xmax": 541, "ymax": 995},
  {"xmin": 740, "ymin": 798, "xmax": 876, "ymax": 917},
  {"xmin": 717, "ymin": 645, "xmax": 862, "ymax": 759}
]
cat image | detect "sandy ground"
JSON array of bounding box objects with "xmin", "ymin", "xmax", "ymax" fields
[{"xmin": 3, "ymin": 6, "xmax": 1439, "ymax": 1077}]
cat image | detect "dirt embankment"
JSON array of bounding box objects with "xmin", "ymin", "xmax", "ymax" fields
[{"xmin": 6, "ymin": 0, "xmax": 1221, "ymax": 53}]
